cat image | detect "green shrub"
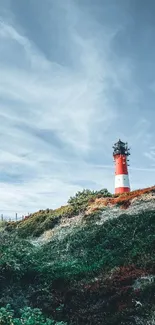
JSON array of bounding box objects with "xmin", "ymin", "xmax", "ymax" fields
[
  {"xmin": 0, "ymin": 305, "xmax": 68, "ymax": 324},
  {"xmin": 68, "ymin": 188, "xmax": 112, "ymax": 213},
  {"xmin": 0, "ymin": 232, "xmax": 36, "ymax": 283}
]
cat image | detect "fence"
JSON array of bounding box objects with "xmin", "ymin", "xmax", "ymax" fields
[{"xmin": 0, "ymin": 213, "xmax": 30, "ymax": 222}]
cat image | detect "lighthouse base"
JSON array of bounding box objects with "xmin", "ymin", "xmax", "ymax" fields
[
  {"xmin": 115, "ymin": 174, "xmax": 130, "ymax": 194},
  {"xmin": 115, "ymin": 187, "xmax": 130, "ymax": 194}
]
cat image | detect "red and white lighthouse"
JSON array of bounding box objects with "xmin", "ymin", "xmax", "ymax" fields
[{"xmin": 113, "ymin": 139, "xmax": 130, "ymax": 194}]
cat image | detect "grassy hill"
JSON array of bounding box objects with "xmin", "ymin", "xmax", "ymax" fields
[{"xmin": 0, "ymin": 186, "xmax": 155, "ymax": 324}]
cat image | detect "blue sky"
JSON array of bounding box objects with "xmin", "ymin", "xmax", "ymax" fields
[{"xmin": 0, "ymin": 0, "xmax": 155, "ymax": 217}]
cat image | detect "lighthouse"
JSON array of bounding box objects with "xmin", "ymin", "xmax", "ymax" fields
[{"xmin": 113, "ymin": 139, "xmax": 130, "ymax": 194}]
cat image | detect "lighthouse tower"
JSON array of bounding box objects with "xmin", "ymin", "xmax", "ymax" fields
[{"xmin": 113, "ymin": 139, "xmax": 130, "ymax": 194}]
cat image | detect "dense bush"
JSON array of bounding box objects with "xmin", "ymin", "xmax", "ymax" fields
[
  {"xmin": 0, "ymin": 232, "xmax": 36, "ymax": 284},
  {"xmin": 68, "ymin": 188, "xmax": 112, "ymax": 213},
  {"xmin": 0, "ymin": 305, "xmax": 67, "ymax": 324}
]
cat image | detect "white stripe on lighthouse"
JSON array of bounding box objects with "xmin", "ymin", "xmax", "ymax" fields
[{"xmin": 115, "ymin": 174, "xmax": 130, "ymax": 189}]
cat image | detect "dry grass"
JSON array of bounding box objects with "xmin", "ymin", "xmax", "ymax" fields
[{"xmin": 86, "ymin": 186, "xmax": 155, "ymax": 215}]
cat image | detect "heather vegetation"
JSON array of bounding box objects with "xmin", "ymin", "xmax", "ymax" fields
[
  {"xmin": 0, "ymin": 188, "xmax": 155, "ymax": 324},
  {"xmin": 6, "ymin": 205, "xmax": 75, "ymax": 238}
]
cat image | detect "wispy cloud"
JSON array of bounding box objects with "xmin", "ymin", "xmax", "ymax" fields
[{"xmin": 0, "ymin": 0, "xmax": 155, "ymax": 217}]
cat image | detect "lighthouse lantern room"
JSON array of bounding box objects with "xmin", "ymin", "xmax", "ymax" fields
[{"xmin": 113, "ymin": 139, "xmax": 130, "ymax": 194}]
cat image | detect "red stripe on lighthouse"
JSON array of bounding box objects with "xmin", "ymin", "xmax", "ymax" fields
[
  {"xmin": 115, "ymin": 187, "xmax": 130, "ymax": 194},
  {"xmin": 114, "ymin": 155, "xmax": 128, "ymax": 175}
]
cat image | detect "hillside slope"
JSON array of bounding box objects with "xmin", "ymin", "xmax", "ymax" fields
[{"xmin": 0, "ymin": 186, "xmax": 155, "ymax": 324}]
